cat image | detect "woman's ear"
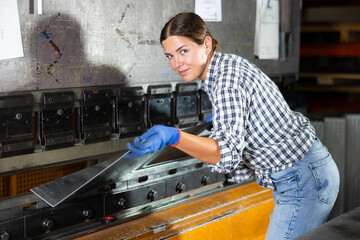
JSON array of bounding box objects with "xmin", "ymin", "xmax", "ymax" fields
[{"xmin": 204, "ymin": 36, "xmax": 213, "ymax": 54}]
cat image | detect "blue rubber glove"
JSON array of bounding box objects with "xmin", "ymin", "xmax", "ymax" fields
[
  {"xmin": 206, "ymin": 112, "xmax": 212, "ymax": 122},
  {"xmin": 124, "ymin": 125, "xmax": 180, "ymax": 159},
  {"xmin": 206, "ymin": 112, "xmax": 213, "ymax": 131}
]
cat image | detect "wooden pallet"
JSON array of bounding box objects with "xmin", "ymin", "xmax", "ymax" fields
[
  {"xmin": 301, "ymin": 23, "xmax": 360, "ymax": 57},
  {"xmin": 299, "ymin": 73, "xmax": 360, "ymax": 85},
  {"xmin": 301, "ymin": 23, "xmax": 360, "ymax": 43},
  {"xmin": 300, "ymin": 42, "xmax": 360, "ymax": 57},
  {"xmin": 297, "ymin": 73, "xmax": 360, "ymax": 93},
  {"xmin": 296, "ymin": 85, "xmax": 360, "ymax": 93}
]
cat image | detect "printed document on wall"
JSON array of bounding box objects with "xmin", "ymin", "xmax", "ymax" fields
[
  {"xmin": 195, "ymin": 0, "xmax": 222, "ymax": 22},
  {"xmin": 254, "ymin": 0, "xmax": 279, "ymax": 60},
  {"xmin": 0, "ymin": 0, "xmax": 24, "ymax": 60}
]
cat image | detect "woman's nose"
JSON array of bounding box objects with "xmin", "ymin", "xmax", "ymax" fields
[{"xmin": 174, "ymin": 56, "xmax": 183, "ymax": 68}]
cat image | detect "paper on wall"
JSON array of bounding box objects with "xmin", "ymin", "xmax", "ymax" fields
[
  {"xmin": 0, "ymin": 0, "xmax": 24, "ymax": 60},
  {"xmin": 195, "ymin": 0, "xmax": 222, "ymax": 22},
  {"xmin": 254, "ymin": 0, "xmax": 279, "ymax": 60}
]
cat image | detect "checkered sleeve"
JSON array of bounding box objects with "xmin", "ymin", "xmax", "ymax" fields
[{"xmin": 207, "ymin": 71, "xmax": 251, "ymax": 180}]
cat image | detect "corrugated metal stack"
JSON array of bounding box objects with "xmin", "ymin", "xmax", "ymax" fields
[{"xmin": 311, "ymin": 114, "xmax": 360, "ymax": 219}]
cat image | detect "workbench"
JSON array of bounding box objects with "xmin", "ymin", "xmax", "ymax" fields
[{"xmin": 72, "ymin": 181, "xmax": 274, "ymax": 240}]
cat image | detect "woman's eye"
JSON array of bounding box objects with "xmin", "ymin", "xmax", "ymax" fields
[
  {"xmin": 166, "ymin": 54, "xmax": 173, "ymax": 59},
  {"xmin": 180, "ymin": 49, "xmax": 188, "ymax": 54}
]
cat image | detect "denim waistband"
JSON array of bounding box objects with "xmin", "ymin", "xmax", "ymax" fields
[{"xmin": 306, "ymin": 138, "xmax": 325, "ymax": 154}]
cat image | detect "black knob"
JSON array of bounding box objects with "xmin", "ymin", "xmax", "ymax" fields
[
  {"xmin": 176, "ymin": 182, "xmax": 186, "ymax": 193},
  {"xmin": 15, "ymin": 113, "xmax": 22, "ymax": 120},
  {"xmin": 56, "ymin": 108, "xmax": 64, "ymax": 115},
  {"xmin": 147, "ymin": 190, "xmax": 158, "ymax": 201},
  {"xmin": 118, "ymin": 198, "xmax": 127, "ymax": 209},
  {"xmin": 82, "ymin": 209, "xmax": 93, "ymax": 218},
  {"xmin": 201, "ymin": 176, "xmax": 210, "ymax": 186},
  {"xmin": 0, "ymin": 231, "xmax": 9, "ymax": 240},
  {"xmin": 94, "ymin": 105, "xmax": 101, "ymax": 111},
  {"xmin": 41, "ymin": 218, "xmax": 55, "ymax": 231}
]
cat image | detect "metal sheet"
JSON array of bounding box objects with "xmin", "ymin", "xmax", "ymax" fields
[
  {"xmin": 31, "ymin": 123, "xmax": 207, "ymax": 207},
  {"xmin": 311, "ymin": 121, "xmax": 324, "ymax": 142},
  {"xmin": 296, "ymin": 206, "xmax": 360, "ymax": 240},
  {"xmin": 324, "ymin": 117, "xmax": 346, "ymax": 219},
  {"xmin": 345, "ymin": 115, "xmax": 360, "ymax": 212},
  {"xmin": 31, "ymin": 150, "xmax": 130, "ymax": 207}
]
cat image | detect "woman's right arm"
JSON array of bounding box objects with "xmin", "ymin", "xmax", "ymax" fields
[{"xmin": 174, "ymin": 130, "xmax": 221, "ymax": 165}]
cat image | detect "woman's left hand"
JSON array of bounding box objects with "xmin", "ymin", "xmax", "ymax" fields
[{"xmin": 124, "ymin": 125, "xmax": 180, "ymax": 159}]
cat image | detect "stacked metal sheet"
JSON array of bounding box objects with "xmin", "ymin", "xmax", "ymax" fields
[{"xmin": 311, "ymin": 114, "xmax": 360, "ymax": 219}]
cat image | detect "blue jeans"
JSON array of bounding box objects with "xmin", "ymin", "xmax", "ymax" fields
[{"xmin": 265, "ymin": 138, "xmax": 340, "ymax": 240}]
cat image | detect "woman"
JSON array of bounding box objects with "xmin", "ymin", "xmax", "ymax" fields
[{"xmin": 125, "ymin": 12, "xmax": 339, "ymax": 240}]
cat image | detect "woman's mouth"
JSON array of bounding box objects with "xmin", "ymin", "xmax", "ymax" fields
[{"xmin": 179, "ymin": 69, "xmax": 189, "ymax": 76}]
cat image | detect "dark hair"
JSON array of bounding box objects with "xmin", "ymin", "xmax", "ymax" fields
[{"xmin": 160, "ymin": 12, "xmax": 219, "ymax": 54}]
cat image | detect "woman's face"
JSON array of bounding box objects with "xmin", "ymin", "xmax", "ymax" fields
[{"xmin": 162, "ymin": 35, "xmax": 210, "ymax": 82}]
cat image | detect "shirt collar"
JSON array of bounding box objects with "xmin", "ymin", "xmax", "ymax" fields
[{"xmin": 202, "ymin": 51, "xmax": 222, "ymax": 94}]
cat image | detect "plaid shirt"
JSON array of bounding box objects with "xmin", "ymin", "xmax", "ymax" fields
[{"xmin": 202, "ymin": 52, "xmax": 316, "ymax": 189}]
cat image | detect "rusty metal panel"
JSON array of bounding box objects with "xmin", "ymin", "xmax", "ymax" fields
[{"xmin": 0, "ymin": 0, "xmax": 301, "ymax": 93}]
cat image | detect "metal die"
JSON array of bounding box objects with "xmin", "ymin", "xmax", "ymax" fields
[
  {"xmin": 175, "ymin": 83, "xmax": 199, "ymax": 128},
  {"xmin": 37, "ymin": 91, "xmax": 75, "ymax": 150},
  {"xmin": 78, "ymin": 89, "xmax": 113, "ymax": 144},
  {"xmin": 115, "ymin": 87, "xmax": 145, "ymax": 138},
  {"xmin": 147, "ymin": 84, "xmax": 172, "ymax": 127},
  {"xmin": 0, "ymin": 94, "xmax": 35, "ymax": 157},
  {"xmin": 200, "ymin": 90, "xmax": 212, "ymax": 121}
]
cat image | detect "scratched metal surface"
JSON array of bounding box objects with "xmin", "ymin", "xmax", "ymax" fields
[{"xmin": 0, "ymin": 0, "xmax": 300, "ymax": 93}]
